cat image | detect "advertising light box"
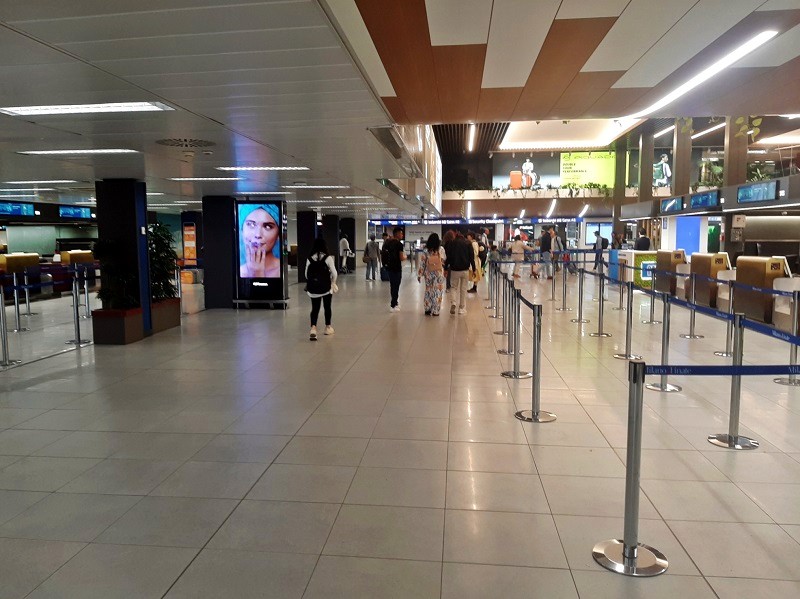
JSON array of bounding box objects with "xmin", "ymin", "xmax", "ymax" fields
[
  {"xmin": 59, "ymin": 206, "xmax": 93, "ymax": 219},
  {"xmin": 738, "ymin": 180, "xmax": 777, "ymax": 203},
  {"xmin": 0, "ymin": 202, "xmax": 35, "ymax": 217},
  {"xmin": 583, "ymin": 222, "xmax": 613, "ymax": 246},
  {"xmin": 559, "ymin": 151, "xmax": 616, "ymax": 187},
  {"xmin": 235, "ymin": 201, "xmax": 287, "ymax": 302}
]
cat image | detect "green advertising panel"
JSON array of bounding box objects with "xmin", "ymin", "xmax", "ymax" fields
[{"xmin": 559, "ymin": 151, "xmax": 616, "ymax": 186}]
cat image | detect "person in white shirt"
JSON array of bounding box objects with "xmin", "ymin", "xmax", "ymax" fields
[
  {"xmin": 510, "ymin": 235, "xmax": 526, "ymax": 278},
  {"xmin": 338, "ymin": 234, "xmax": 351, "ymax": 273}
]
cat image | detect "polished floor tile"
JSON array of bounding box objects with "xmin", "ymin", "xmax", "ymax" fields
[
  {"xmin": 345, "ymin": 467, "xmax": 445, "ymax": 508},
  {"xmin": 0, "ymin": 456, "xmax": 100, "ymax": 491},
  {"xmin": 247, "ymin": 463, "xmax": 356, "ymax": 503},
  {"xmin": 189, "ymin": 434, "xmax": 290, "ymax": 463},
  {"xmin": 305, "ymin": 556, "xmax": 441, "ymax": 599},
  {"xmin": 0, "ymin": 537, "xmax": 85, "ymax": 598},
  {"xmin": 446, "ymin": 471, "xmax": 549, "ymax": 513},
  {"xmin": 275, "ymin": 436, "xmax": 368, "ymax": 466},
  {"xmin": 571, "ymin": 570, "xmax": 717, "ymax": 599},
  {"xmin": 447, "ymin": 442, "xmax": 536, "ymax": 474},
  {"xmin": 441, "ymin": 563, "xmax": 578, "ymax": 599},
  {"xmin": 59, "ymin": 458, "xmax": 181, "ymax": 495},
  {"xmin": 540, "ymin": 475, "xmax": 659, "ymax": 518},
  {"xmin": 361, "ymin": 439, "xmax": 448, "ymax": 470},
  {"xmin": 151, "ymin": 461, "xmax": 266, "ymax": 499}
]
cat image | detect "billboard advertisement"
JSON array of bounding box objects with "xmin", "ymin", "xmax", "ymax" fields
[
  {"xmin": 559, "ymin": 151, "xmax": 615, "ymax": 187},
  {"xmin": 235, "ymin": 201, "xmax": 287, "ymax": 302}
]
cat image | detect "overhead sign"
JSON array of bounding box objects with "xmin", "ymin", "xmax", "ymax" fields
[
  {"xmin": 0, "ymin": 202, "xmax": 35, "ymax": 217},
  {"xmin": 559, "ymin": 151, "xmax": 615, "ymax": 187}
]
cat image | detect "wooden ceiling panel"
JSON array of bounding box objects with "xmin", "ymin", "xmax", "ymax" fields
[
  {"xmin": 705, "ymin": 55, "xmax": 800, "ymax": 116},
  {"xmin": 476, "ymin": 87, "xmax": 523, "ymax": 122},
  {"xmin": 355, "ymin": 0, "xmax": 441, "ymax": 123},
  {"xmin": 512, "ymin": 17, "xmax": 617, "ymax": 121},
  {"xmin": 381, "ymin": 96, "xmax": 409, "ymax": 124},
  {"xmin": 549, "ymin": 71, "xmax": 625, "ymax": 119},
  {"xmin": 581, "ymin": 87, "xmax": 649, "ymax": 119},
  {"xmin": 432, "ymin": 44, "xmax": 486, "ymax": 124}
]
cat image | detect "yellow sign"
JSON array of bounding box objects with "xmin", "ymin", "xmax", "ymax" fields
[{"xmin": 559, "ymin": 151, "xmax": 615, "ymax": 187}]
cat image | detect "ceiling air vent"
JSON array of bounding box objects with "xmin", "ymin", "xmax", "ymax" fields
[{"xmin": 156, "ymin": 138, "xmax": 216, "ymax": 148}]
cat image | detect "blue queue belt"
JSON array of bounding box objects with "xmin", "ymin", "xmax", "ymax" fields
[
  {"xmin": 742, "ymin": 318, "xmax": 800, "ymax": 346},
  {"xmin": 667, "ymin": 295, "xmax": 733, "ymax": 322},
  {"xmin": 645, "ymin": 364, "xmax": 800, "ymax": 376}
]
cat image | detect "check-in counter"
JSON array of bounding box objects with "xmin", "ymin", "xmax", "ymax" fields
[
  {"xmin": 60, "ymin": 250, "xmax": 94, "ymax": 265},
  {"xmin": 734, "ymin": 256, "xmax": 787, "ymax": 323},
  {"xmin": 616, "ymin": 250, "xmax": 657, "ymax": 288},
  {"xmin": 773, "ymin": 277, "xmax": 800, "ymax": 333},
  {"xmin": 677, "ymin": 263, "xmax": 691, "ymax": 298},
  {"xmin": 690, "ymin": 252, "xmax": 730, "ymax": 307},
  {"xmin": 0, "ymin": 252, "xmax": 40, "ymax": 274},
  {"xmin": 654, "ymin": 250, "xmax": 686, "ymax": 295}
]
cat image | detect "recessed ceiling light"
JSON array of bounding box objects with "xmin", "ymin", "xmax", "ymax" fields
[
  {"xmin": 654, "ymin": 125, "xmax": 675, "ymax": 139},
  {"xmin": 0, "ymin": 194, "xmax": 36, "ymax": 198},
  {"xmin": 282, "ymin": 185, "xmax": 348, "ymax": 189},
  {"xmin": 467, "ymin": 124, "xmax": 477, "ymax": 152},
  {"xmin": 625, "ymin": 30, "xmax": 777, "ymax": 119},
  {"xmin": 146, "ymin": 192, "xmax": 164, "ymax": 196},
  {"xmin": 168, "ymin": 177, "xmax": 242, "ymax": 181},
  {"xmin": 336, "ymin": 195, "xmax": 373, "ymax": 199},
  {"xmin": 18, "ymin": 148, "xmax": 139, "ymax": 155},
  {"xmin": 691, "ymin": 122, "xmax": 726, "ymax": 140},
  {"xmin": 235, "ymin": 191, "xmax": 293, "ymax": 195},
  {"xmin": 0, "ymin": 102, "xmax": 173, "ymax": 116},
  {"xmin": 0, "ymin": 188, "xmax": 55, "ymax": 192},
  {"xmin": 216, "ymin": 166, "xmax": 309, "ymax": 171},
  {"xmin": 5, "ymin": 180, "xmax": 78, "ymax": 184}
]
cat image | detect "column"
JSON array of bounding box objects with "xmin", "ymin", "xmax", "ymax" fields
[
  {"xmin": 612, "ymin": 141, "xmax": 627, "ymax": 234},
  {"xmin": 722, "ymin": 116, "xmax": 749, "ymax": 254},
  {"xmin": 296, "ymin": 210, "xmax": 317, "ymax": 283},
  {"xmin": 322, "ymin": 214, "xmax": 340, "ymax": 271},
  {"xmin": 201, "ymin": 195, "xmax": 235, "ymax": 309},
  {"xmin": 95, "ymin": 179, "xmax": 152, "ymax": 332},
  {"xmin": 672, "ymin": 118, "xmax": 692, "ymax": 196},
  {"xmin": 638, "ymin": 121, "xmax": 655, "ymax": 204}
]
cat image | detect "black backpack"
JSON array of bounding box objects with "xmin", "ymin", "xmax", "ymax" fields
[
  {"xmin": 306, "ymin": 254, "xmax": 331, "ymax": 294},
  {"xmin": 601, "ymin": 237, "xmax": 609, "ymax": 249}
]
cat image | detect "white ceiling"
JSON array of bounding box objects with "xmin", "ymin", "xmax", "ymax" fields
[{"xmin": 0, "ymin": 0, "xmax": 413, "ymax": 217}]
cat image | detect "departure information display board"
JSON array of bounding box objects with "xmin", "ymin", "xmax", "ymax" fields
[
  {"xmin": 738, "ymin": 180, "xmax": 777, "ymax": 203},
  {"xmin": 660, "ymin": 197, "xmax": 684, "ymax": 213},
  {"xmin": 0, "ymin": 202, "xmax": 34, "ymax": 217},
  {"xmin": 689, "ymin": 190, "xmax": 719, "ymax": 209},
  {"xmin": 59, "ymin": 206, "xmax": 93, "ymax": 219}
]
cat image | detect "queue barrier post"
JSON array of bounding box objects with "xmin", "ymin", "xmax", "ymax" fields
[
  {"xmin": 495, "ymin": 274, "xmax": 509, "ymax": 335},
  {"xmin": 774, "ymin": 289, "xmax": 800, "ymax": 387},
  {"xmin": 614, "ymin": 281, "xmax": 642, "ymax": 361},
  {"xmin": 549, "ymin": 259, "xmax": 556, "ymax": 301},
  {"xmin": 489, "ymin": 263, "xmax": 501, "ymax": 318},
  {"xmin": 515, "ymin": 303, "xmax": 556, "ymax": 423},
  {"xmin": 715, "ymin": 280, "xmax": 735, "ymax": 357},
  {"xmin": 502, "ymin": 289, "xmax": 531, "ymax": 378},
  {"xmin": 590, "ymin": 272, "xmax": 612, "ymax": 338},
  {"xmin": 641, "ymin": 270, "xmax": 661, "ymax": 325},
  {"xmin": 10, "ymin": 273, "xmax": 29, "ymax": 333},
  {"xmin": 680, "ymin": 273, "xmax": 704, "ymax": 340},
  {"xmin": 485, "ymin": 261, "xmax": 494, "ymax": 309},
  {"xmin": 66, "ymin": 272, "xmax": 90, "ymax": 346},
  {"xmin": 82, "ymin": 266, "xmax": 92, "ymax": 319},
  {"xmin": 0, "ymin": 283, "xmax": 21, "ymax": 367},
  {"xmin": 645, "ymin": 293, "xmax": 682, "ymax": 393},
  {"xmin": 708, "ymin": 313, "xmax": 759, "ymax": 450},
  {"xmin": 498, "ymin": 279, "xmax": 521, "ymax": 356},
  {"xmin": 23, "ymin": 268, "xmax": 37, "ymax": 316},
  {"xmin": 556, "ymin": 259, "xmax": 572, "ymax": 312},
  {"xmin": 571, "ymin": 268, "xmax": 589, "ymax": 324},
  {"xmin": 612, "ymin": 268, "xmax": 625, "ymax": 311},
  {"xmin": 593, "ymin": 360, "xmax": 668, "ymax": 577}
]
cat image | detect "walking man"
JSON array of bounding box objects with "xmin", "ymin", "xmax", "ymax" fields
[
  {"xmin": 382, "ymin": 227, "xmax": 405, "ymax": 312},
  {"xmin": 445, "ymin": 233, "xmax": 475, "ymax": 315}
]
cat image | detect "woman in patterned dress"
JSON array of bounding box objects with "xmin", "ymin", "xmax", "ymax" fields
[{"xmin": 417, "ymin": 233, "xmax": 447, "ymax": 316}]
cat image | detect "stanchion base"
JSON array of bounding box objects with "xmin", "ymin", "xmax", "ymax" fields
[
  {"xmin": 555, "ymin": 307, "xmax": 573, "ymax": 312},
  {"xmin": 484, "ymin": 305, "xmax": 495, "ymax": 310},
  {"xmin": 774, "ymin": 377, "xmax": 800, "ymax": 387},
  {"xmin": 501, "ymin": 370, "xmax": 533, "ymax": 379},
  {"xmin": 641, "ymin": 320, "xmax": 662, "ymax": 325},
  {"xmin": 494, "ymin": 331, "xmax": 508, "ymax": 336},
  {"xmin": 707, "ymin": 433, "xmax": 759, "ymax": 450},
  {"xmin": 645, "ymin": 382, "xmax": 682, "ymax": 393},
  {"xmin": 613, "ymin": 353, "xmax": 643, "ymax": 361},
  {"xmin": 497, "ymin": 349, "xmax": 523, "ymax": 356},
  {"xmin": 570, "ymin": 318, "xmax": 589, "ymax": 323},
  {"xmin": 515, "ymin": 409, "xmax": 556, "ymax": 423},
  {"xmin": 589, "ymin": 332, "xmax": 612, "ymax": 338},
  {"xmin": 680, "ymin": 333, "xmax": 705, "ymax": 339},
  {"xmin": 0, "ymin": 360, "xmax": 22, "ymax": 367},
  {"xmin": 9, "ymin": 328, "xmax": 30, "ymax": 333},
  {"xmin": 488, "ymin": 314, "xmax": 501, "ymax": 319},
  {"xmin": 22, "ymin": 312, "xmax": 38, "ymax": 317},
  {"xmin": 592, "ymin": 540, "xmax": 668, "ymax": 577},
  {"xmin": 612, "ymin": 307, "xmax": 625, "ymax": 311},
  {"xmin": 65, "ymin": 339, "xmax": 92, "ymax": 346},
  {"xmin": 714, "ymin": 351, "xmax": 733, "ymax": 357}
]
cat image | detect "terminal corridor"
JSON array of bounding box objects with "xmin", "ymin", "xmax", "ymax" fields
[{"xmin": 0, "ymin": 273, "xmax": 798, "ymax": 598}]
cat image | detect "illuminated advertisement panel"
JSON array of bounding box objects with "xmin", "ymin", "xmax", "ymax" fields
[{"xmin": 235, "ymin": 201, "xmax": 287, "ymax": 302}]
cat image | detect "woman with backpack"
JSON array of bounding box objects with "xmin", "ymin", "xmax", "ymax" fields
[
  {"xmin": 417, "ymin": 233, "xmax": 446, "ymax": 316},
  {"xmin": 305, "ymin": 237, "xmax": 338, "ymax": 340}
]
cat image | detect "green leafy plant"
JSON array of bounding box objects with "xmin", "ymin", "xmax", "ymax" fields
[
  {"xmin": 678, "ymin": 117, "xmax": 694, "ymax": 135},
  {"xmin": 93, "ymin": 238, "xmax": 139, "ymax": 310},
  {"xmin": 147, "ymin": 222, "xmax": 178, "ymax": 302},
  {"xmin": 735, "ymin": 116, "xmax": 762, "ymax": 141},
  {"xmin": 747, "ymin": 164, "xmax": 773, "ymax": 182}
]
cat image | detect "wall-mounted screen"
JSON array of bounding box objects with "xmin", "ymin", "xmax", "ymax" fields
[
  {"xmin": 660, "ymin": 197, "xmax": 684, "ymax": 213},
  {"xmin": 583, "ymin": 222, "xmax": 613, "ymax": 246},
  {"xmin": 560, "ymin": 151, "xmax": 616, "ymax": 187},
  {"xmin": 689, "ymin": 190, "xmax": 719, "ymax": 209},
  {"xmin": 0, "ymin": 202, "xmax": 34, "ymax": 217},
  {"xmin": 737, "ymin": 180, "xmax": 777, "ymax": 203},
  {"xmin": 59, "ymin": 206, "xmax": 93, "ymax": 219},
  {"xmin": 235, "ymin": 201, "xmax": 286, "ymax": 302}
]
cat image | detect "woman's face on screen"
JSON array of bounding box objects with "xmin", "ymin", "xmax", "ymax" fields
[{"xmin": 242, "ymin": 208, "xmax": 278, "ymax": 253}]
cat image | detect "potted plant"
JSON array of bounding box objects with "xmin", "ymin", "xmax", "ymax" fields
[
  {"xmin": 148, "ymin": 222, "xmax": 181, "ymax": 333},
  {"xmin": 91, "ymin": 238, "xmax": 144, "ymax": 345}
]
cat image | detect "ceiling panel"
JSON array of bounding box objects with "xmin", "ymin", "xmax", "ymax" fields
[
  {"xmin": 424, "ymin": 0, "xmax": 492, "ymax": 46},
  {"xmin": 135, "ymin": 68, "xmax": 363, "ymax": 91},
  {"xmin": 556, "ymin": 0, "xmax": 632, "ymax": 19},
  {"xmin": 736, "ymin": 21, "xmax": 800, "ymax": 67},
  {"xmin": 432, "ymin": 44, "xmax": 486, "ymax": 123}
]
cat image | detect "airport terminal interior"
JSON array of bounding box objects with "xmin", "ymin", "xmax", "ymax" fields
[{"xmin": 0, "ymin": 1, "xmax": 800, "ymax": 597}]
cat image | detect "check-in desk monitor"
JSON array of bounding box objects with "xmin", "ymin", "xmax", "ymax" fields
[
  {"xmin": 655, "ymin": 250, "xmax": 686, "ymax": 295},
  {"xmin": 735, "ymin": 256, "xmax": 787, "ymax": 323}
]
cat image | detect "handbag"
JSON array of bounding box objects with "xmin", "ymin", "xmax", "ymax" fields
[{"xmin": 362, "ymin": 252, "xmax": 370, "ymax": 264}]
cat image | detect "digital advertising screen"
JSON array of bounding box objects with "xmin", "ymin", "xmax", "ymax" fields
[
  {"xmin": 0, "ymin": 201, "xmax": 35, "ymax": 217},
  {"xmin": 559, "ymin": 151, "xmax": 616, "ymax": 187},
  {"xmin": 737, "ymin": 180, "xmax": 777, "ymax": 204},
  {"xmin": 583, "ymin": 222, "xmax": 613, "ymax": 246},
  {"xmin": 59, "ymin": 205, "xmax": 93, "ymax": 219},
  {"xmin": 235, "ymin": 201, "xmax": 286, "ymax": 302},
  {"xmin": 689, "ymin": 190, "xmax": 719, "ymax": 209},
  {"xmin": 660, "ymin": 197, "xmax": 684, "ymax": 213}
]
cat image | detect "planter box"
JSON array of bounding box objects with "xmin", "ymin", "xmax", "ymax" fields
[
  {"xmin": 151, "ymin": 298, "xmax": 181, "ymax": 333},
  {"xmin": 91, "ymin": 307, "xmax": 144, "ymax": 345}
]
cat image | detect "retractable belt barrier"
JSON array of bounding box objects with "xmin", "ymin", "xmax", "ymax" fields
[{"xmin": 513, "ymin": 294, "xmax": 556, "ymax": 424}]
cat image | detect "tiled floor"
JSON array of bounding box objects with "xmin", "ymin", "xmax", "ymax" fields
[{"xmin": 0, "ymin": 268, "xmax": 799, "ymax": 597}]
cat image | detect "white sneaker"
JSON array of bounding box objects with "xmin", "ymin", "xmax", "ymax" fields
[
  {"xmin": 390, "ymin": 306, "xmax": 400, "ymax": 313},
  {"xmin": 309, "ymin": 326, "xmax": 317, "ymax": 341},
  {"xmin": 324, "ymin": 326, "xmax": 334, "ymax": 335},
  {"xmin": 458, "ymin": 308, "xmax": 467, "ymax": 315}
]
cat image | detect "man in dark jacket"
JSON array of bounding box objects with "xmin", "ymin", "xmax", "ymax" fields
[
  {"xmin": 445, "ymin": 234, "xmax": 475, "ymax": 315},
  {"xmin": 539, "ymin": 228, "xmax": 552, "ymax": 279},
  {"xmin": 634, "ymin": 228, "xmax": 651, "ymax": 251},
  {"xmin": 383, "ymin": 227, "xmax": 405, "ymax": 312}
]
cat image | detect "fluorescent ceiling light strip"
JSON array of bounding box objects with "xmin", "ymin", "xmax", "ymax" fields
[
  {"xmin": 5, "ymin": 180, "xmax": 77, "ymax": 184},
  {"xmin": 169, "ymin": 177, "xmax": 242, "ymax": 181},
  {"xmin": 499, "ymin": 141, "xmax": 612, "ymax": 150},
  {"xmin": 0, "ymin": 102, "xmax": 173, "ymax": 116},
  {"xmin": 519, "ymin": 209, "xmax": 525, "ymax": 219},
  {"xmin": 723, "ymin": 202, "xmax": 800, "ymax": 213},
  {"xmin": 691, "ymin": 122, "xmax": 726, "ymax": 140},
  {"xmin": 0, "ymin": 188, "xmax": 54, "ymax": 192},
  {"xmin": 467, "ymin": 201, "xmax": 472, "ymax": 220},
  {"xmin": 336, "ymin": 195, "xmax": 373, "ymax": 199},
  {"xmin": 546, "ymin": 200, "xmax": 557, "ymax": 218},
  {"xmin": 626, "ymin": 30, "xmax": 777, "ymax": 119},
  {"xmin": 146, "ymin": 192, "xmax": 164, "ymax": 196},
  {"xmin": 236, "ymin": 191, "xmax": 293, "ymax": 195},
  {"xmin": 654, "ymin": 125, "xmax": 675, "ymax": 139},
  {"xmin": 18, "ymin": 149, "xmax": 138, "ymax": 155},
  {"xmin": 578, "ymin": 204, "xmax": 590, "ymax": 218},
  {"xmin": 0, "ymin": 194, "xmax": 36, "ymax": 198},
  {"xmin": 467, "ymin": 124, "xmax": 476, "ymax": 152},
  {"xmin": 216, "ymin": 166, "xmax": 309, "ymax": 171},
  {"xmin": 282, "ymin": 185, "xmax": 348, "ymax": 189}
]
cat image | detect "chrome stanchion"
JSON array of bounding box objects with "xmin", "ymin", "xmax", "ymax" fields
[
  {"xmin": 66, "ymin": 273, "xmax": 90, "ymax": 345},
  {"xmin": 775, "ymin": 290, "xmax": 800, "ymax": 387},
  {"xmin": 556, "ymin": 261, "xmax": 572, "ymax": 312},
  {"xmin": 489, "ymin": 264, "xmax": 501, "ymax": 319},
  {"xmin": 485, "ymin": 262, "xmax": 494, "ymax": 309},
  {"xmin": 175, "ymin": 262, "xmax": 182, "ymax": 300},
  {"xmin": 495, "ymin": 275, "xmax": 508, "ymax": 335},
  {"xmin": 502, "ymin": 289, "xmax": 531, "ymax": 378},
  {"xmin": 498, "ymin": 280, "xmax": 520, "ymax": 356},
  {"xmin": 10, "ymin": 273, "xmax": 29, "ymax": 332},
  {"xmin": 590, "ymin": 272, "xmax": 612, "ymax": 338},
  {"xmin": 614, "ymin": 282, "xmax": 642, "ymax": 361},
  {"xmin": 22, "ymin": 268, "xmax": 37, "ymax": 316},
  {"xmin": 680, "ymin": 273, "xmax": 704, "ymax": 339},
  {"xmin": 515, "ymin": 303, "xmax": 556, "ymax": 423},
  {"xmin": 82, "ymin": 266, "xmax": 91, "ymax": 319},
  {"xmin": 646, "ymin": 294, "xmax": 681, "ymax": 392},
  {"xmin": 708, "ymin": 314, "xmax": 758, "ymax": 449},
  {"xmin": 593, "ymin": 360, "xmax": 668, "ymax": 577},
  {"xmin": 612, "ymin": 266, "xmax": 625, "ymax": 311},
  {"xmin": 0, "ymin": 284, "xmax": 21, "ymax": 367},
  {"xmin": 715, "ymin": 280, "xmax": 735, "ymax": 357},
  {"xmin": 641, "ymin": 271, "xmax": 661, "ymax": 325},
  {"xmin": 571, "ymin": 268, "xmax": 589, "ymax": 324},
  {"xmin": 548, "ymin": 260, "xmax": 556, "ymax": 301}
]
